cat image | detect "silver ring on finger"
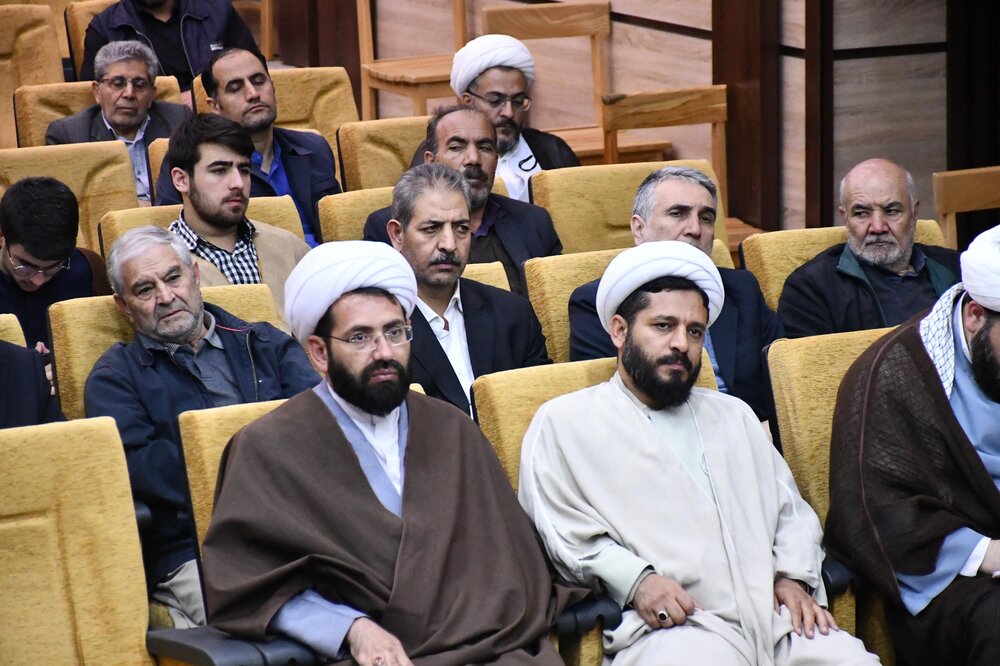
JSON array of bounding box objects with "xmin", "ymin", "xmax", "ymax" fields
[
  {"xmin": 657, "ymin": 609, "xmax": 670, "ymax": 624},
  {"xmin": 374, "ymin": 658, "xmax": 385, "ymax": 666}
]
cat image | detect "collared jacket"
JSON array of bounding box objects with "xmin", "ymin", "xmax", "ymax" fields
[
  {"xmin": 84, "ymin": 303, "xmax": 318, "ymax": 586},
  {"xmin": 79, "ymin": 0, "xmax": 258, "ymax": 85},
  {"xmin": 778, "ymin": 243, "xmax": 960, "ymax": 339},
  {"xmin": 44, "ymin": 100, "xmax": 191, "ymax": 147},
  {"xmin": 156, "ymin": 127, "xmax": 341, "ymax": 240}
]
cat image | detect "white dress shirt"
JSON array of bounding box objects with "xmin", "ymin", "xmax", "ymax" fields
[
  {"xmin": 327, "ymin": 382, "xmax": 403, "ymax": 494},
  {"xmin": 496, "ymin": 134, "xmax": 542, "ymax": 202},
  {"xmin": 415, "ymin": 283, "xmax": 476, "ymax": 411}
]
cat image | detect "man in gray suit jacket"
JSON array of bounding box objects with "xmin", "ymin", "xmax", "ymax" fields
[{"xmin": 46, "ymin": 40, "xmax": 190, "ymax": 203}]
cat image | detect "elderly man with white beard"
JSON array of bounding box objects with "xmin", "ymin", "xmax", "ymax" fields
[
  {"xmin": 779, "ymin": 158, "xmax": 959, "ymax": 338},
  {"xmin": 519, "ymin": 241, "xmax": 879, "ymax": 665}
]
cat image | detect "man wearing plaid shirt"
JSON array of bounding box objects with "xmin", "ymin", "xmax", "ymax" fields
[{"xmin": 166, "ymin": 114, "xmax": 308, "ymax": 315}]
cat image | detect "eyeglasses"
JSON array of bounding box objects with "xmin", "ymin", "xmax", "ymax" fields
[
  {"xmin": 328, "ymin": 325, "xmax": 413, "ymax": 352},
  {"xmin": 99, "ymin": 76, "xmax": 153, "ymax": 92},
  {"xmin": 5, "ymin": 244, "xmax": 71, "ymax": 279},
  {"xmin": 466, "ymin": 90, "xmax": 531, "ymax": 111}
]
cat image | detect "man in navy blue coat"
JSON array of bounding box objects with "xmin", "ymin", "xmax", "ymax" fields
[
  {"xmin": 365, "ymin": 105, "xmax": 561, "ymax": 298},
  {"xmin": 385, "ymin": 163, "xmax": 550, "ymax": 416},
  {"xmin": 569, "ymin": 166, "xmax": 784, "ymax": 427},
  {"xmin": 156, "ymin": 48, "xmax": 341, "ymax": 245}
]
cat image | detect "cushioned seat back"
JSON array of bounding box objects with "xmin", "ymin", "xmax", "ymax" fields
[
  {"xmin": 318, "ymin": 186, "xmax": 392, "ymax": 241},
  {"xmin": 180, "ymin": 400, "xmax": 287, "ymax": 551},
  {"xmin": 0, "ymin": 313, "xmax": 26, "ymax": 346},
  {"xmin": 529, "ymin": 159, "xmax": 729, "ymax": 254},
  {"xmin": 66, "ymin": 0, "xmax": 116, "ymax": 77},
  {"xmin": 336, "ymin": 116, "xmax": 429, "ymax": 191},
  {"xmin": 0, "ymin": 417, "xmax": 154, "ymax": 664},
  {"xmin": 50, "ymin": 284, "xmax": 282, "ymax": 419},
  {"xmin": 14, "ymin": 76, "xmax": 183, "ymax": 147},
  {"xmin": 740, "ymin": 219, "xmax": 945, "ymax": 311},
  {"xmin": 98, "ymin": 195, "xmax": 303, "ymax": 257},
  {"xmin": 0, "ymin": 5, "xmax": 63, "ymax": 148},
  {"xmin": 0, "ymin": 141, "xmax": 137, "ymax": 251},
  {"xmin": 462, "ymin": 262, "xmax": 508, "ymax": 291},
  {"xmin": 0, "ymin": 0, "xmax": 72, "ymax": 58}
]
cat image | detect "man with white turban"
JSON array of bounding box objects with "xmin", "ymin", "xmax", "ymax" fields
[
  {"xmin": 520, "ymin": 241, "xmax": 879, "ymax": 665},
  {"xmin": 828, "ymin": 224, "xmax": 1000, "ymax": 666},
  {"xmin": 411, "ymin": 34, "xmax": 579, "ymax": 202},
  {"xmin": 202, "ymin": 240, "xmax": 586, "ymax": 666}
]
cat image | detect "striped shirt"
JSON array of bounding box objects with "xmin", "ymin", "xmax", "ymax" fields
[{"xmin": 169, "ymin": 213, "xmax": 262, "ymax": 285}]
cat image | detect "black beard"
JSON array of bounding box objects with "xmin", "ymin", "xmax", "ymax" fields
[
  {"xmin": 971, "ymin": 318, "xmax": 1000, "ymax": 404},
  {"xmin": 326, "ymin": 350, "xmax": 410, "ymax": 417},
  {"xmin": 621, "ymin": 333, "xmax": 700, "ymax": 410}
]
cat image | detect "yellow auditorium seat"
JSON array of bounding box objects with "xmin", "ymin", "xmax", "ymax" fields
[
  {"xmin": 462, "ymin": 261, "xmax": 508, "ymax": 291},
  {"xmin": 0, "ymin": 0, "xmax": 72, "ymax": 58},
  {"xmin": 66, "ymin": 0, "xmax": 115, "ymax": 78},
  {"xmin": 336, "ymin": 116, "xmax": 429, "ymax": 191},
  {"xmin": 319, "ymin": 186, "xmax": 393, "ymax": 241},
  {"xmin": 14, "ymin": 76, "xmax": 183, "ymax": 147},
  {"xmin": 98, "ymin": 195, "xmax": 303, "ymax": 256},
  {"xmin": 0, "ymin": 5, "xmax": 64, "ymax": 148},
  {"xmin": 740, "ymin": 219, "xmax": 946, "ymax": 311},
  {"xmin": 529, "ymin": 159, "xmax": 730, "ymax": 254},
  {"xmin": 0, "ymin": 313, "xmax": 25, "ymax": 346},
  {"xmin": 148, "ymin": 136, "xmax": 169, "ymax": 198},
  {"xmin": 767, "ymin": 328, "xmax": 896, "ymax": 663},
  {"xmin": 0, "ymin": 142, "xmax": 138, "ymax": 251},
  {"xmin": 49, "ymin": 284, "xmax": 282, "ymax": 420},
  {"xmin": 933, "ymin": 165, "xmax": 1000, "ymax": 250}
]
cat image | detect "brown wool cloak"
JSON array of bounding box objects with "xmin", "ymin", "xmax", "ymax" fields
[
  {"xmin": 826, "ymin": 319, "xmax": 1000, "ymax": 652},
  {"xmin": 202, "ymin": 389, "xmax": 583, "ymax": 665}
]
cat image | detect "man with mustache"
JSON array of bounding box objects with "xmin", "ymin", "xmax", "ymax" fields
[
  {"xmin": 156, "ymin": 48, "xmax": 341, "ymax": 246},
  {"xmin": 80, "ymin": 0, "xmax": 259, "ymax": 98},
  {"xmin": 520, "ymin": 241, "xmax": 879, "ymax": 665},
  {"xmin": 386, "ymin": 163, "xmax": 550, "ymax": 415},
  {"xmin": 166, "ymin": 113, "xmax": 309, "ymax": 315},
  {"xmin": 201, "ymin": 240, "xmax": 584, "ymax": 665},
  {"xmin": 827, "ymin": 225, "xmax": 1000, "ymax": 666},
  {"xmin": 46, "ymin": 41, "xmax": 190, "ymax": 204},
  {"xmin": 409, "ymin": 34, "xmax": 580, "ymax": 203},
  {"xmin": 85, "ymin": 225, "xmax": 317, "ymax": 628},
  {"xmin": 779, "ymin": 158, "xmax": 959, "ymax": 338},
  {"xmin": 366, "ymin": 105, "xmax": 561, "ymax": 297}
]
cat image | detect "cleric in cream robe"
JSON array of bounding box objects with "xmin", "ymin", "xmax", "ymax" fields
[{"xmin": 519, "ymin": 241, "xmax": 878, "ymax": 665}]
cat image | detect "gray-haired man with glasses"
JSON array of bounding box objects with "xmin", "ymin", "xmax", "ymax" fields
[
  {"xmin": 46, "ymin": 40, "xmax": 190, "ymax": 203},
  {"xmin": 0, "ymin": 177, "xmax": 112, "ymax": 352}
]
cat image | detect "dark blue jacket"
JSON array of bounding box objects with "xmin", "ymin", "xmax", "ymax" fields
[
  {"xmin": 0, "ymin": 341, "xmax": 64, "ymax": 428},
  {"xmin": 156, "ymin": 127, "xmax": 341, "ymax": 241},
  {"xmin": 411, "ymin": 278, "xmax": 551, "ymax": 416},
  {"xmin": 79, "ymin": 0, "xmax": 258, "ymax": 86},
  {"xmin": 84, "ymin": 303, "xmax": 318, "ymax": 586},
  {"xmin": 569, "ymin": 267, "xmax": 784, "ymax": 423}
]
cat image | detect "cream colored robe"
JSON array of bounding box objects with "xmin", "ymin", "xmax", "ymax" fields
[{"xmin": 520, "ymin": 374, "xmax": 875, "ymax": 665}]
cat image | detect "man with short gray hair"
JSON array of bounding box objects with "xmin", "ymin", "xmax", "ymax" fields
[
  {"xmin": 46, "ymin": 40, "xmax": 190, "ymax": 203},
  {"xmin": 86, "ymin": 225, "xmax": 317, "ymax": 628},
  {"xmin": 779, "ymin": 158, "xmax": 960, "ymax": 338}
]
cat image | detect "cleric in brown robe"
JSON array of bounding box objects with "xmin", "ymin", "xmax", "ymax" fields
[{"xmin": 201, "ymin": 240, "xmax": 582, "ymax": 665}]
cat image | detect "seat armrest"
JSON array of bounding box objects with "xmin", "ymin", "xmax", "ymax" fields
[
  {"xmin": 147, "ymin": 626, "xmax": 318, "ymax": 666},
  {"xmin": 822, "ymin": 556, "xmax": 855, "ymax": 597},
  {"xmin": 554, "ymin": 595, "xmax": 622, "ymax": 637}
]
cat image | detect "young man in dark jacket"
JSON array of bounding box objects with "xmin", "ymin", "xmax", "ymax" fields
[{"xmin": 84, "ymin": 225, "xmax": 317, "ymax": 628}]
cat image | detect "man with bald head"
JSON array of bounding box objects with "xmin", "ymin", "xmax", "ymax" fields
[
  {"xmin": 779, "ymin": 158, "xmax": 959, "ymax": 338},
  {"xmin": 366, "ymin": 104, "xmax": 561, "ymax": 297}
]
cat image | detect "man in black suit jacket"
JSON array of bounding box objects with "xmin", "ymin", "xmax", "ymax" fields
[
  {"xmin": 155, "ymin": 48, "xmax": 340, "ymax": 246},
  {"xmin": 46, "ymin": 41, "xmax": 190, "ymax": 203},
  {"xmin": 0, "ymin": 340, "xmax": 64, "ymax": 428},
  {"xmin": 568, "ymin": 166, "xmax": 784, "ymax": 428},
  {"xmin": 386, "ymin": 164, "xmax": 550, "ymax": 415},
  {"xmin": 366, "ymin": 105, "xmax": 561, "ymax": 298}
]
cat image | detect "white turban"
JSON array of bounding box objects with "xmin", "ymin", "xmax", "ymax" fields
[
  {"xmin": 283, "ymin": 241, "xmax": 417, "ymax": 346},
  {"xmin": 596, "ymin": 241, "xmax": 725, "ymax": 333},
  {"xmin": 961, "ymin": 224, "xmax": 1000, "ymax": 312},
  {"xmin": 451, "ymin": 34, "xmax": 535, "ymax": 97}
]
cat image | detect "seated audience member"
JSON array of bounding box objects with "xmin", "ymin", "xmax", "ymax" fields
[
  {"xmin": 46, "ymin": 41, "xmax": 190, "ymax": 204},
  {"xmin": 156, "ymin": 48, "xmax": 341, "ymax": 246},
  {"xmin": 569, "ymin": 166, "xmax": 782, "ymax": 424},
  {"xmin": 520, "ymin": 241, "xmax": 879, "ymax": 665},
  {"xmin": 827, "ymin": 225, "xmax": 1000, "ymax": 666},
  {"xmin": 80, "ymin": 0, "xmax": 259, "ymax": 95},
  {"xmin": 166, "ymin": 113, "xmax": 309, "ymax": 314},
  {"xmin": 0, "ymin": 178, "xmax": 112, "ymax": 351},
  {"xmin": 0, "ymin": 341, "xmax": 64, "ymax": 428},
  {"xmin": 85, "ymin": 226, "xmax": 318, "ymax": 628},
  {"xmin": 202, "ymin": 240, "xmax": 584, "ymax": 664},
  {"xmin": 411, "ymin": 34, "xmax": 580, "ymax": 202},
  {"xmin": 779, "ymin": 158, "xmax": 959, "ymax": 338},
  {"xmin": 387, "ymin": 164, "xmax": 550, "ymax": 415},
  {"xmin": 366, "ymin": 105, "xmax": 561, "ymax": 297}
]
